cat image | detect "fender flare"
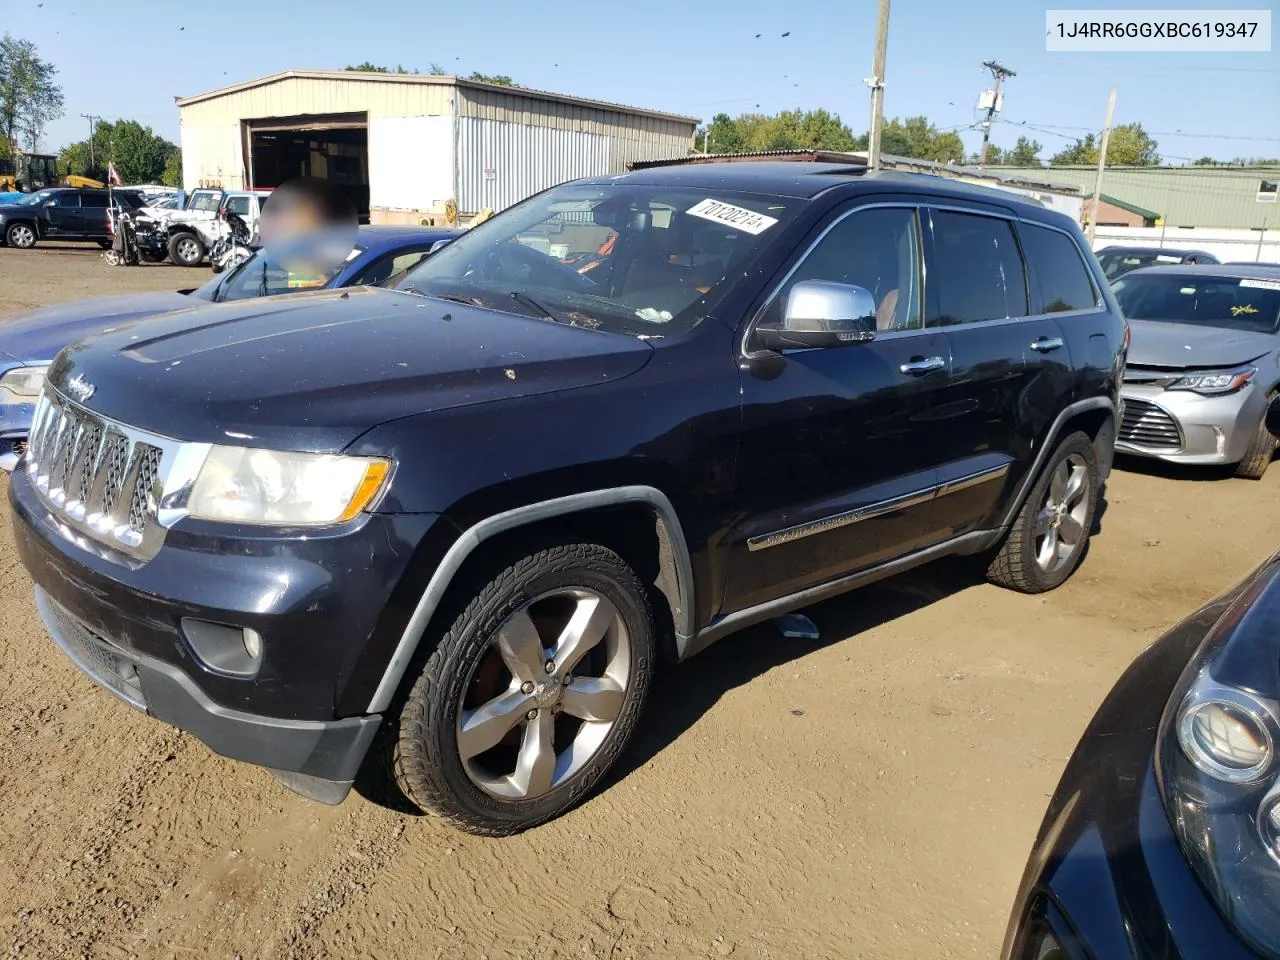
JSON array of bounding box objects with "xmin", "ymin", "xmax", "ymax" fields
[
  {"xmin": 365, "ymin": 486, "xmax": 696, "ymax": 714},
  {"xmin": 996, "ymin": 396, "xmax": 1117, "ymax": 532}
]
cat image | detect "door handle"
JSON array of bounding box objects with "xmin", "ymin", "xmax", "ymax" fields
[
  {"xmin": 1030, "ymin": 336, "xmax": 1065, "ymax": 352},
  {"xmin": 899, "ymin": 356, "xmax": 946, "ymax": 375}
]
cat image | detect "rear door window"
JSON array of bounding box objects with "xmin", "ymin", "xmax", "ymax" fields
[
  {"xmin": 927, "ymin": 210, "xmax": 1028, "ymax": 325},
  {"xmin": 1018, "ymin": 223, "xmax": 1099, "ymax": 314},
  {"xmin": 81, "ymin": 192, "xmax": 108, "ymax": 208}
]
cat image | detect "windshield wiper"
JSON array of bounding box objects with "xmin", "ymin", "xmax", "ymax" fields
[{"xmin": 506, "ymin": 290, "xmax": 562, "ymax": 322}]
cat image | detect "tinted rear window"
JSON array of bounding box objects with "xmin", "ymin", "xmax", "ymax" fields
[
  {"xmin": 928, "ymin": 211, "xmax": 1028, "ymax": 325},
  {"xmin": 81, "ymin": 193, "xmax": 108, "ymax": 208},
  {"xmin": 1019, "ymin": 223, "xmax": 1098, "ymax": 314}
]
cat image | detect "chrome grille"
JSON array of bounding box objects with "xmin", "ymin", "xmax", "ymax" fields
[
  {"xmin": 1119, "ymin": 397, "xmax": 1182, "ymax": 450},
  {"xmin": 25, "ymin": 388, "xmax": 178, "ymax": 559}
]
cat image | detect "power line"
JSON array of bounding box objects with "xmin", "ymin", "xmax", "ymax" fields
[
  {"xmin": 999, "ymin": 118, "xmax": 1280, "ymax": 143},
  {"xmin": 977, "ymin": 60, "xmax": 1016, "ymax": 168}
]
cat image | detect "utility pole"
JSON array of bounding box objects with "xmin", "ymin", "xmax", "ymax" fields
[
  {"xmin": 865, "ymin": 0, "xmax": 891, "ymax": 170},
  {"xmin": 80, "ymin": 113, "xmax": 101, "ymax": 171},
  {"xmin": 1086, "ymin": 86, "xmax": 1118, "ymax": 248},
  {"xmin": 977, "ymin": 60, "xmax": 1015, "ymax": 168}
]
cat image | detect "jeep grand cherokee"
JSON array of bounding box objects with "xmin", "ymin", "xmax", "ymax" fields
[{"xmin": 9, "ymin": 162, "xmax": 1127, "ymax": 835}]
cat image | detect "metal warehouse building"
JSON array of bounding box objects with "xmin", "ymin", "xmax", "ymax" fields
[{"xmin": 175, "ymin": 70, "xmax": 698, "ymax": 224}]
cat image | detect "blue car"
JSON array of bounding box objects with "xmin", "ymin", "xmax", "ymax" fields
[{"xmin": 0, "ymin": 224, "xmax": 460, "ymax": 470}]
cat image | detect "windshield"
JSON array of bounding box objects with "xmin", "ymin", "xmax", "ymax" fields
[
  {"xmin": 396, "ymin": 182, "xmax": 803, "ymax": 338},
  {"xmin": 1113, "ymin": 273, "xmax": 1280, "ymax": 333},
  {"xmin": 1097, "ymin": 249, "xmax": 1187, "ymax": 280},
  {"xmin": 192, "ymin": 241, "xmax": 362, "ymax": 303},
  {"xmin": 14, "ymin": 190, "xmax": 55, "ymax": 207}
]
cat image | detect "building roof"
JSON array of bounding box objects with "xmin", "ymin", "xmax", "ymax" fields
[
  {"xmin": 175, "ymin": 69, "xmax": 700, "ymax": 125},
  {"xmin": 995, "ymin": 165, "xmax": 1280, "ymax": 228},
  {"xmin": 629, "ymin": 149, "xmax": 1083, "ymax": 195},
  {"xmin": 1082, "ymin": 193, "xmax": 1162, "ymax": 220}
]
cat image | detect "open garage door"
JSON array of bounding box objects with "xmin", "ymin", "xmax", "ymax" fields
[{"xmin": 245, "ymin": 113, "xmax": 370, "ymax": 222}]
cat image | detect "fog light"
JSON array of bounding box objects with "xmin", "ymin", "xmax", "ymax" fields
[
  {"xmin": 243, "ymin": 628, "xmax": 262, "ymax": 661},
  {"xmin": 1179, "ymin": 693, "xmax": 1274, "ymax": 783},
  {"xmin": 1212, "ymin": 426, "xmax": 1226, "ymax": 456}
]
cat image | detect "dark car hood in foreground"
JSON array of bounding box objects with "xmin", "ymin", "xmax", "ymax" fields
[
  {"xmin": 49, "ymin": 286, "xmax": 654, "ymax": 452},
  {"xmin": 1127, "ymin": 318, "xmax": 1275, "ymax": 368},
  {"xmin": 0, "ymin": 291, "xmax": 198, "ymax": 364}
]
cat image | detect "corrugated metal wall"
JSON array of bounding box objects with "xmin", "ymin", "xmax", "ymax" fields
[
  {"xmin": 456, "ymin": 118, "xmax": 610, "ymax": 212},
  {"xmin": 456, "ymin": 86, "xmax": 694, "ymax": 212},
  {"xmin": 996, "ymin": 166, "xmax": 1280, "ymax": 228},
  {"xmin": 179, "ymin": 76, "xmax": 455, "ymax": 126}
]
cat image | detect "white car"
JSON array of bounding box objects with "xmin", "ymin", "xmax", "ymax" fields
[{"xmin": 146, "ymin": 188, "xmax": 271, "ymax": 266}]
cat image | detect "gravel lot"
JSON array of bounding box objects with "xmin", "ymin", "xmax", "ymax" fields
[{"xmin": 0, "ymin": 243, "xmax": 1276, "ymax": 960}]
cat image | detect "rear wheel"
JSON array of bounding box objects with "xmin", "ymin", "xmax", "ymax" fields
[
  {"xmin": 140, "ymin": 249, "xmax": 167, "ymax": 263},
  {"xmin": 96, "ymin": 239, "xmax": 112, "ymax": 250},
  {"xmin": 987, "ymin": 431, "xmax": 1099, "ymax": 594},
  {"xmin": 1234, "ymin": 405, "xmax": 1278, "ymax": 480},
  {"xmin": 168, "ymin": 232, "xmax": 204, "ymax": 267},
  {"xmin": 5, "ymin": 222, "xmax": 36, "ymax": 249},
  {"xmin": 392, "ymin": 542, "xmax": 654, "ymax": 835}
]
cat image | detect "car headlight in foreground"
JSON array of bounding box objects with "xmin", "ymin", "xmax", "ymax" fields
[
  {"xmin": 1167, "ymin": 366, "xmax": 1256, "ymax": 396},
  {"xmin": 0, "ymin": 365, "xmax": 49, "ymax": 398},
  {"xmin": 1157, "ymin": 562, "xmax": 1280, "ymax": 957},
  {"xmin": 187, "ymin": 446, "xmax": 391, "ymax": 525}
]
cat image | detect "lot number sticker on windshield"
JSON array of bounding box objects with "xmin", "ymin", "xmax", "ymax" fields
[
  {"xmin": 686, "ymin": 198, "xmax": 778, "ymax": 235},
  {"xmin": 1241, "ymin": 278, "xmax": 1280, "ymax": 291}
]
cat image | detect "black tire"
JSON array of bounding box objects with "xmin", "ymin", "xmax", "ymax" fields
[
  {"xmin": 987, "ymin": 430, "xmax": 1100, "ymax": 594},
  {"xmin": 5, "ymin": 221, "xmax": 37, "ymax": 249},
  {"xmin": 392, "ymin": 542, "xmax": 654, "ymax": 835},
  {"xmin": 96, "ymin": 238, "xmax": 112, "ymax": 250},
  {"xmin": 140, "ymin": 249, "xmax": 167, "ymax": 263},
  {"xmin": 168, "ymin": 232, "xmax": 204, "ymax": 267},
  {"xmin": 1234, "ymin": 408, "xmax": 1278, "ymax": 480}
]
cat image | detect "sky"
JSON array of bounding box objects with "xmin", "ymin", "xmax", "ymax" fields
[{"xmin": 11, "ymin": 0, "xmax": 1280, "ymax": 165}]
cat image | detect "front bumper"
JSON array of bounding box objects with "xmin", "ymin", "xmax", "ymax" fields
[
  {"xmin": 9, "ymin": 467, "xmax": 445, "ymax": 802},
  {"xmin": 1117, "ymin": 382, "xmax": 1268, "ymax": 466}
]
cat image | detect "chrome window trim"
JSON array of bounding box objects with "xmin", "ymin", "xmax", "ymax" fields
[
  {"xmin": 745, "ymin": 463, "xmax": 1009, "ymax": 552},
  {"xmin": 739, "ymin": 201, "xmax": 930, "ymax": 361},
  {"xmin": 366, "ymin": 485, "xmax": 696, "ymax": 713}
]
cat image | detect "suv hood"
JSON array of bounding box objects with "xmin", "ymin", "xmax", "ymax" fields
[
  {"xmin": 1127, "ymin": 318, "xmax": 1275, "ymax": 369},
  {"xmin": 48, "ymin": 286, "xmax": 654, "ymax": 452},
  {"xmin": 0, "ymin": 291, "xmax": 197, "ymax": 364}
]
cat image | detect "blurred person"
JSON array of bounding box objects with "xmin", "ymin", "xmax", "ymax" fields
[{"xmin": 259, "ymin": 177, "xmax": 358, "ymax": 288}]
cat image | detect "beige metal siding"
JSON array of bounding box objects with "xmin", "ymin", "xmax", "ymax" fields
[{"xmin": 178, "ymin": 76, "xmax": 454, "ymax": 126}]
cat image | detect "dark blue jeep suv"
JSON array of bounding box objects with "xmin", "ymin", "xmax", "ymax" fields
[{"xmin": 9, "ymin": 161, "xmax": 1127, "ymax": 835}]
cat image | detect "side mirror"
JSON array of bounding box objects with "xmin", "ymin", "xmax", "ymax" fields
[
  {"xmin": 755, "ymin": 280, "xmax": 878, "ymax": 351},
  {"xmin": 1266, "ymin": 395, "xmax": 1280, "ymax": 442}
]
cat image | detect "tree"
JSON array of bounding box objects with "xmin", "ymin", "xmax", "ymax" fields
[
  {"xmin": 1009, "ymin": 136, "xmax": 1043, "ymax": 165},
  {"xmin": 61, "ymin": 119, "xmax": 177, "ymax": 184},
  {"xmin": 468, "ymin": 72, "xmax": 516, "ymax": 86},
  {"xmin": 702, "ymin": 109, "xmax": 856, "ymax": 154},
  {"xmin": 345, "ymin": 62, "xmax": 448, "ymax": 75},
  {"xmin": 1050, "ymin": 123, "xmax": 1160, "ymax": 165},
  {"xmin": 0, "ymin": 34, "xmax": 64, "ymax": 150},
  {"xmin": 1193, "ymin": 156, "xmax": 1216, "ymax": 166},
  {"xmin": 866, "ymin": 116, "xmax": 965, "ymax": 163},
  {"xmin": 162, "ymin": 149, "xmax": 183, "ymax": 187}
]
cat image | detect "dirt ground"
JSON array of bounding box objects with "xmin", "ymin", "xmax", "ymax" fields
[{"xmin": 0, "ymin": 243, "xmax": 1276, "ymax": 960}]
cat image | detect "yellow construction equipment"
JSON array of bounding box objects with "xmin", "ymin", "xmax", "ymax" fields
[
  {"xmin": 62, "ymin": 174, "xmax": 105, "ymax": 189},
  {"xmin": 0, "ymin": 152, "xmax": 58, "ymax": 192}
]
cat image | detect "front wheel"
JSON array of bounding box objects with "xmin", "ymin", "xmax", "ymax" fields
[
  {"xmin": 1234, "ymin": 405, "xmax": 1277, "ymax": 480},
  {"xmin": 987, "ymin": 431, "xmax": 1100, "ymax": 593},
  {"xmin": 5, "ymin": 222, "xmax": 36, "ymax": 249},
  {"xmin": 392, "ymin": 542, "xmax": 654, "ymax": 835},
  {"xmin": 168, "ymin": 232, "xmax": 204, "ymax": 267}
]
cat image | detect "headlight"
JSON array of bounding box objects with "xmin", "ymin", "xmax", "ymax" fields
[
  {"xmin": 187, "ymin": 446, "xmax": 390, "ymax": 525},
  {"xmin": 1168, "ymin": 366, "xmax": 1255, "ymax": 395},
  {"xmin": 1157, "ymin": 561, "xmax": 1280, "ymax": 957},
  {"xmin": 0, "ymin": 364, "xmax": 48, "ymax": 398}
]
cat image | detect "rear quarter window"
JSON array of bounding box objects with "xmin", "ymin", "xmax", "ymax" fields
[{"xmin": 1018, "ymin": 223, "xmax": 1099, "ymax": 314}]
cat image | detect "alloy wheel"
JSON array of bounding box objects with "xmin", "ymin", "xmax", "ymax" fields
[
  {"xmin": 9, "ymin": 225, "xmax": 35, "ymax": 248},
  {"xmin": 1034, "ymin": 453, "xmax": 1091, "ymax": 573},
  {"xmin": 175, "ymin": 237, "xmax": 199, "ymax": 263},
  {"xmin": 456, "ymin": 588, "xmax": 631, "ymax": 801}
]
